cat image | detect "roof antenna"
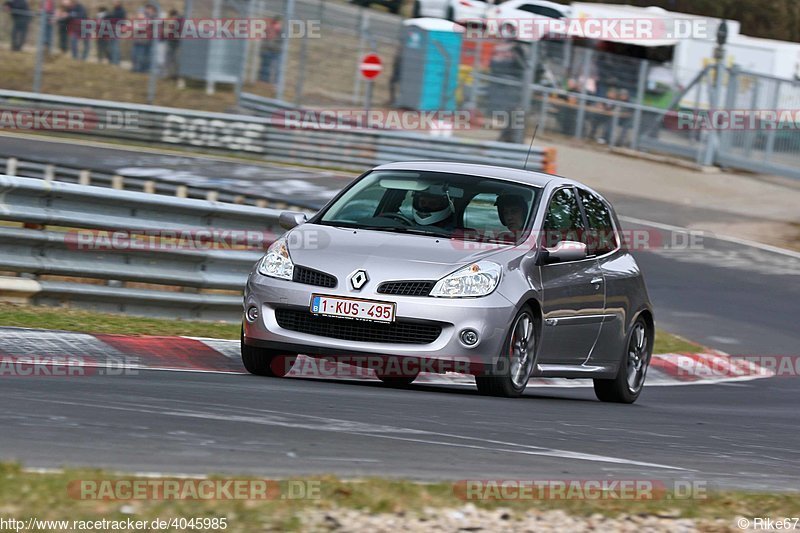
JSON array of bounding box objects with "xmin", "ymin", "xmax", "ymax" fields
[{"xmin": 523, "ymin": 123, "xmax": 540, "ymax": 171}]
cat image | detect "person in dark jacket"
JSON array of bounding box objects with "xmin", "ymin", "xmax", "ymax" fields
[
  {"xmin": 107, "ymin": 0, "xmax": 125, "ymax": 64},
  {"xmin": 164, "ymin": 8, "xmax": 183, "ymax": 79},
  {"xmin": 67, "ymin": 0, "xmax": 89, "ymax": 60},
  {"xmin": 4, "ymin": 0, "xmax": 32, "ymax": 51}
]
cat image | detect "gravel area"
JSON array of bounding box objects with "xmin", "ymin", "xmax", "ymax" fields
[{"xmin": 299, "ymin": 504, "xmax": 741, "ymax": 532}]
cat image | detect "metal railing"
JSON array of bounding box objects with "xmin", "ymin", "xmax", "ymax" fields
[
  {"xmin": 0, "ymin": 155, "xmax": 320, "ymax": 210},
  {"xmin": 0, "ymin": 89, "xmax": 554, "ymax": 173},
  {"xmin": 0, "ymin": 174, "xmax": 289, "ymax": 321}
]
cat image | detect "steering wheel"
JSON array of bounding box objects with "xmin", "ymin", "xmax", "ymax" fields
[{"xmin": 379, "ymin": 213, "xmax": 414, "ymax": 225}]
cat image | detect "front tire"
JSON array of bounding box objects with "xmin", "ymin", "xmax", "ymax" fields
[
  {"xmin": 593, "ymin": 317, "xmax": 652, "ymax": 403},
  {"xmin": 475, "ymin": 306, "xmax": 537, "ymax": 398},
  {"xmin": 241, "ymin": 330, "xmax": 296, "ymax": 377}
]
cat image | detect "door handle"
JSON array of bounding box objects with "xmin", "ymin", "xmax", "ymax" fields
[{"xmin": 590, "ymin": 277, "xmax": 603, "ymax": 285}]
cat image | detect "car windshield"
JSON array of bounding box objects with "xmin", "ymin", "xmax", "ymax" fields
[{"xmin": 316, "ymin": 170, "xmax": 539, "ymax": 243}]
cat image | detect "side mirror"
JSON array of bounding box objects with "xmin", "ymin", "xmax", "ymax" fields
[
  {"xmin": 278, "ymin": 211, "xmax": 308, "ymax": 230},
  {"xmin": 540, "ymin": 240, "xmax": 587, "ymax": 265}
]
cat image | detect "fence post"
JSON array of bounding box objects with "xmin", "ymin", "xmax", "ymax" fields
[
  {"xmin": 743, "ymin": 77, "xmax": 760, "ymax": 158},
  {"xmin": 763, "ymin": 80, "xmax": 781, "ymax": 161},
  {"xmin": 353, "ymin": 9, "xmax": 368, "ymax": 105},
  {"xmin": 630, "ymin": 59, "xmax": 648, "ymax": 150},
  {"xmin": 293, "ymin": 2, "xmax": 312, "ymax": 106},
  {"xmin": 78, "ymin": 170, "xmax": 90, "ymax": 185},
  {"xmin": 44, "ymin": 164, "xmax": 55, "ymax": 182},
  {"xmin": 514, "ymin": 40, "xmax": 538, "ymax": 144},
  {"xmin": 32, "ymin": 1, "xmax": 48, "ymax": 93},
  {"xmin": 701, "ymin": 61, "xmax": 725, "ymax": 166},
  {"xmin": 573, "ymin": 49, "xmax": 592, "ymax": 139},
  {"xmin": 719, "ymin": 66, "xmax": 739, "ymax": 157},
  {"xmin": 275, "ymin": 0, "xmax": 295, "ymax": 101}
]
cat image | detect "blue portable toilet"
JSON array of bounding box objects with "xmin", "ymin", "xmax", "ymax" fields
[{"xmin": 396, "ymin": 18, "xmax": 463, "ymax": 111}]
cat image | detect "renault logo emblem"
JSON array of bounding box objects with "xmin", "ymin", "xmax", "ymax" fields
[{"xmin": 349, "ymin": 269, "xmax": 369, "ymax": 290}]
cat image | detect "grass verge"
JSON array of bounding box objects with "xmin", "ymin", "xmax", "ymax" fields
[
  {"xmin": 0, "ymin": 302, "xmax": 705, "ymax": 354},
  {"xmin": 0, "ymin": 463, "xmax": 797, "ymax": 531}
]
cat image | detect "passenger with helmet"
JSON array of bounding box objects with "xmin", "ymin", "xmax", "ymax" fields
[{"xmin": 411, "ymin": 184, "xmax": 457, "ymax": 229}]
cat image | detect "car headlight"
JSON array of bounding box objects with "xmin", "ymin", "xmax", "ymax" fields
[
  {"xmin": 257, "ymin": 238, "xmax": 294, "ymax": 280},
  {"xmin": 430, "ymin": 261, "xmax": 501, "ymax": 298}
]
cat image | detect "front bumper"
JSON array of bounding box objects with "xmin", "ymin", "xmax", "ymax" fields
[{"xmin": 242, "ymin": 273, "xmax": 518, "ymax": 366}]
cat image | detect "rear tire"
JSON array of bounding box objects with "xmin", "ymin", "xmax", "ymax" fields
[
  {"xmin": 593, "ymin": 317, "xmax": 652, "ymax": 404},
  {"xmin": 241, "ymin": 330, "xmax": 296, "ymax": 377},
  {"xmin": 475, "ymin": 306, "xmax": 537, "ymax": 398}
]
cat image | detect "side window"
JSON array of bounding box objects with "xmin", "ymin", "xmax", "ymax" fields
[
  {"xmin": 578, "ymin": 189, "xmax": 617, "ymax": 255},
  {"xmin": 543, "ymin": 187, "xmax": 583, "ymax": 247},
  {"xmin": 519, "ymin": 4, "xmax": 565, "ymax": 18},
  {"xmin": 463, "ymin": 193, "xmax": 503, "ymax": 232}
]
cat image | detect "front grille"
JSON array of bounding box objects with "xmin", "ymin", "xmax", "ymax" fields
[
  {"xmin": 275, "ymin": 308, "xmax": 441, "ymax": 345},
  {"xmin": 293, "ymin": 265, "xmax": 337, "ymax": 288},
  {"xmin": 377, "ymin": 280, "xmax": 436, "ymax": 297}
]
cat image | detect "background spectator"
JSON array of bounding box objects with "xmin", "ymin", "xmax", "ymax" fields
[
  {"xmin": 42, "ymin": 0, "xmax": 54, "ymax": 54},
  {"xmin": 164, "ymin": 8, "xmax": 183, "ymax": 79},
  {"xmin": 107, "ymin": 0, "xmax": 125, "ymax": 64},
  {"xmin": 56, "ymin": 0, "xmax": 70, "ymax": 53},
  {"xmin": 130, "ymin": 8, "xmax": 151, "ymax": 72},
  {"xmin": 258, "ymin": 16, "xmax": 282, "ymax": 84},
  {"xmin": 4, "ymin": 0, "xmax": 32, "ymax": 52},
  {"xmin": 95, "ymin": 6, "xmax": 109, "ymax": 62},
  {"xmin": 67, "ymin": 0, "xmax": 89, "ymax": 60}
]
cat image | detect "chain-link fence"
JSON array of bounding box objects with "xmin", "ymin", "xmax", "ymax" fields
[{"xmin": 241, "ymin": 0, "xmax": 402, "ymax": 106}]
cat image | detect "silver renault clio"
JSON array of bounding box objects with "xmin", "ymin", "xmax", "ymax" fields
[{"xmin": 242, "ymin": 162, "xmax": 654, "ymax": 403}]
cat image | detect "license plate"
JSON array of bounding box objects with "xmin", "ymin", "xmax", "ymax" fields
[{"xmin": 310, "ymin": 294, "xmax": 396, "ymax": 323}]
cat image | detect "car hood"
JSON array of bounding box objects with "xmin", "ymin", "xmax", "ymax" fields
[{"xmin": 285, "ymin": 223, "xmax": 522, "ymax": 281}]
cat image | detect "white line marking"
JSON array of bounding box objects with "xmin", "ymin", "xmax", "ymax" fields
[
  {"xmin": 12, "ymin": 395, "xmax": 686, "ymax": 471},
  {"xmin": 620, "ymin": 215, "xmax": 800, "ymax": 259}
]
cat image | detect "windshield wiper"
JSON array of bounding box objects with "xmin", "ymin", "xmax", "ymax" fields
[{"xmin": 354, "ymin": 225, "xmax": 449, "ymax": 237}]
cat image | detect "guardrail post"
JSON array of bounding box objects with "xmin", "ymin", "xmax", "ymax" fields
[
  {"xmin": 44, "ymin": 164, "xmax": 55, "ymax": 182},
  {"xmin": 111, "ymin": 175, "xmax": 124, "ymax": 190},
  {"xmin": 143, "ymin": 181, "xmax": 156, "ymax": 194},
  {"xmin": 6, "ymin": 158, "xmax": 17, "ymax": 176},
  {"xmin": 206, "ymin": 190, "xmax": 219, "ymax": 202},
  {"xmin": 78, "ymin": 170, "xmax": 91, "ymax": 185},
  {"xmin": 176, "ymin": 185, "xmax": 188, "ymax": 198}
]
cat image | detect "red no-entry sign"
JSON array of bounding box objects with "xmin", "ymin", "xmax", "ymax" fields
[{"xmin": 359, "ymin": 53, "xmax": 383, "ymax": 80}]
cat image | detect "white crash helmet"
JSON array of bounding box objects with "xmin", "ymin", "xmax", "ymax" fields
[{"xmin": 412, "ymin": 184, "xmax": 454, "ymax": 225}]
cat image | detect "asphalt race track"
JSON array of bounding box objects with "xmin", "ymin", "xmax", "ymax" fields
[{"xmin": 1, "ymin": 135, "xmax": 799, "ymax": 491}]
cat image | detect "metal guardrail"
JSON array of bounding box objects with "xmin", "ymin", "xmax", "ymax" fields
[
  {"xmin": 0, "ymin": 175, "xmax": 290, "ymax": 321},
  {"xmin": 0, "ymin": 90, "xmax": 555, "ymax": 173},
  {"xmin": 0, "ymin": 155, "xmax": 321, "ymax": 211}
]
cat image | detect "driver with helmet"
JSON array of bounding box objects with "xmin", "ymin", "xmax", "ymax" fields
[{"xmin": 411, "ymin": 183, "xmax": 457, "ymax": 228}]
